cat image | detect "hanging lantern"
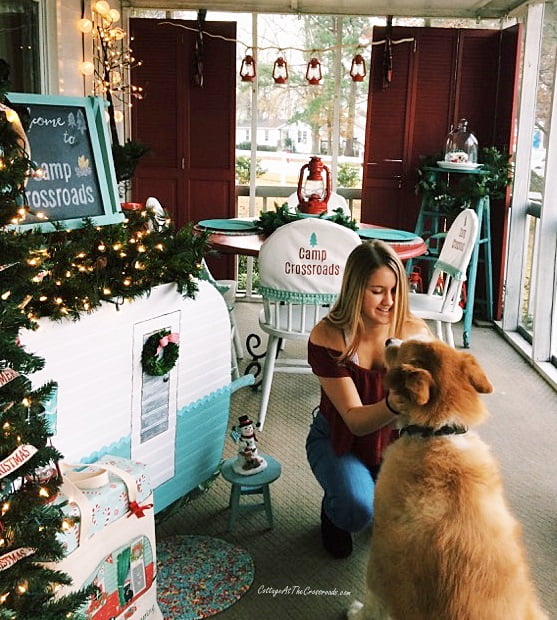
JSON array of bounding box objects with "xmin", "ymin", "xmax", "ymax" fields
[
  {"xmin": 272, "ymin": 56, "xmax": 288, "ymax": 84},
  {"xmin": 240, "ymin": 54, "xmax": 256, "ymax": 82},
  {"xmin": 296, "ymin": 156, "xmax": 331, "ymax": 215},
  {"xmin": 305, "ymin": 57, "xmax": 322, "ymax": 85},
  {"xmin": 350, "ymin": 54, "xmax": 367, "ymax": 82}
]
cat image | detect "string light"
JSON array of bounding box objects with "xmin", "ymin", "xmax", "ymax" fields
[
  {"xmin": 272, "ymin": 56, "xmax": 288, "ymax": 84},
  {"xmin": 79, "ymin": 61, "xmax": 95, "ymax": 76},
  {"xmin": 16, "ymin": 581, "xmax": 28, "ymax": 595},
  {"xmin": 159, "ymin": 21, "xmax": 416, "ymax": 83},
  {"xmin": 78, "ymin": 18, "xmax": 93, "ymax": 34},
  {"xmin": 78, "ymin": 0, "xmax": 144, "ymax": 127}
]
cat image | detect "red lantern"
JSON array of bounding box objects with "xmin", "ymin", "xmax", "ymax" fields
[
  {"xmin": 350, "ymin": 54, "xmax": 367, "ymax": 82},
  {"xmin": 272, "ymin": 56, "xmax": 288, "ymax": 84},
  {"xmin": 305, "ymin": 57, "xmax": 322, "ymax": 85},
  {"xmin": 240, "ymin": 54, "xmax": 256, "ymax": 82},
  {"xmin": 296, "ymin": 156, "xmax": 331, "ymax": 215}
]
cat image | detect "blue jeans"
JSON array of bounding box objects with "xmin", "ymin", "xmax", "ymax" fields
[{"xmin": 306, "ymin": 411, "xmax": 375, "ymax": 533}]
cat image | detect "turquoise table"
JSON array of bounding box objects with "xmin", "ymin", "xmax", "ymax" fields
[{"xmin": 195, "ymin": 219, "xmax": 427, "ymax": 262}]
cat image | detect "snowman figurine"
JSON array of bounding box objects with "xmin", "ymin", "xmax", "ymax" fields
[{"xmin": 232, "ymin": 415, "xmax": 267, "ymax": 476}]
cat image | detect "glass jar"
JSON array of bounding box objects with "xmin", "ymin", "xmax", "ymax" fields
[{"xmin": 444, "ymin": 119, "xmax": 478, "ymax": 164}]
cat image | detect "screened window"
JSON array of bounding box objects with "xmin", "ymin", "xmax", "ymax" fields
[{"xmin": 0, "ymin": 0, "xmax": 41, "ymax": 93}]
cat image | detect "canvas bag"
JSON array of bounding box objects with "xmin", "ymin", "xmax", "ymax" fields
[{"xmin": 46, "ymin": 458, "xmax": 163, "ymax": 620}]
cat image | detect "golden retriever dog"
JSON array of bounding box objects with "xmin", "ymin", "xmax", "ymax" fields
[{"xmin": 347, "ymin": 338, "xmax": 548, "ymax": 620}]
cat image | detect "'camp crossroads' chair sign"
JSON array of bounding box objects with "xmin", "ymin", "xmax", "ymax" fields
[{"xmin": 255, "ymin": 218, "xmax": 361, "ymax": 428}]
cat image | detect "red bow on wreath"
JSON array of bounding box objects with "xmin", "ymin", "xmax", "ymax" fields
[
  {"xmin": 157, "ymin": 332, "xmax": 180, "ymax": 354},
  {"xmin": 127, "ymin": 500, "xmax": 154, "ymax": 518}
]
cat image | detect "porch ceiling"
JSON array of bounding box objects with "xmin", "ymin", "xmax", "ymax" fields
[{"xmin": 125, "ymin": 0, "xmax": 530, "ymax": 19}]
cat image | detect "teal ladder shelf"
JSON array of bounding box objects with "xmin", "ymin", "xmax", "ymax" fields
[{"xmin": 408, "ymin": 166, "xmax": 493, "ymax": 348}]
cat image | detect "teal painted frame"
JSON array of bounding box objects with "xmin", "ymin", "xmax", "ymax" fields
[{"xmin": 7, "ymin": 93, "xmax": 124, "ymax": 231}]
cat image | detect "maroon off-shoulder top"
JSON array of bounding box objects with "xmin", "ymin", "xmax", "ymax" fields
[{"xmin": 307, "ymin": 340, "xmax": 397, "ymax": 469}]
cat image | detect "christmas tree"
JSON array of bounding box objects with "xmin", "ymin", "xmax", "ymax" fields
[
  {"xmin": 0, "ymin": 55, "xmax": 210, "ymax": 616},
  {"xmin": 0, "ymin": 63, "xmax": 95, "ymax": 618}
]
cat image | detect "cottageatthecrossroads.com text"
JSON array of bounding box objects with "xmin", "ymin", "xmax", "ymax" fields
[{"xmin": 257, "ymin": 585, "xmax": 351, "ymax": 597}]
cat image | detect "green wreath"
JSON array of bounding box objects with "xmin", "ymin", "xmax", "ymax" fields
[{"xmin": 141, "ymin": 330, "xmax": 180, "ymax": 376}]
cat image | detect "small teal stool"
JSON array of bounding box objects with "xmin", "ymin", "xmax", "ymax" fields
[{"xmin": 220, "ymin": 454, "xmax": 281, "ymax": 531}]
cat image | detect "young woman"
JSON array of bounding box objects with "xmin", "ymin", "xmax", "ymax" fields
[{"xmin": 306, "ymin": 240, "xmax": 431, "ymax": 558}]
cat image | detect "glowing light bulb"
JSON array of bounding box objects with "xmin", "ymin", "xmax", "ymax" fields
[
  {"xmin": 79, "ymin": 61, "xmax": 94, "ymax": 76},
  {"xmin": 16, "ymin": 581, "xmax": 28, "ymax": 594},
  {"xmin": 94, "ymin": 1, "xmax": 111, "ymax": 16},
  {"xmin": 4, "ymin": 108, "xmax": 18, "ymax": 123},
  {"xmin": 78, "ymin": 18, "xmax": 93, "ymax": 33},
  {"xmin": 108, "ymin": 8, "xmax": 120, "ymax": 22}
]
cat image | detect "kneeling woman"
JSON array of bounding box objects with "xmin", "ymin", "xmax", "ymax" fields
[{"xmin": 306, "ymin": 240, "xmax": 431, "ymax": 558}]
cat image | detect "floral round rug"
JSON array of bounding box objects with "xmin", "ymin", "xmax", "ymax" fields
[{"xmin": 157, "ymin": 535, "xmax": 254, "ymax": 619}]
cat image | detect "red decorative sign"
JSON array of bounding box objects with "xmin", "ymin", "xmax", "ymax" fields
[
  {"xmin": 0, "ymin": 444, "xmax": 38, "ymax": 479},
  {"xmin": 0, "ymin": 547, "xmax": 35, "ymax": 571},
  {"xmin": 0, "ymin": 368, "xmax": 19, "ymax": 388}
]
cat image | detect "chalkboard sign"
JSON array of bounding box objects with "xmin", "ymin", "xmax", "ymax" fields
[{"xmin": 7, "ymin": 93, "xmax": 123, "ymax": 231}]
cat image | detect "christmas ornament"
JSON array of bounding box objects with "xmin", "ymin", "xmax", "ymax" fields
[{"xmin": 231, "ymin": 415, "xmax": 267, "ymax": 476}]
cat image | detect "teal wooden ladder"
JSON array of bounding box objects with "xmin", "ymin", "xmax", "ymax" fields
[{"xmin": 407, "ymin": 166, "xmax": 493, "ymax": 348}]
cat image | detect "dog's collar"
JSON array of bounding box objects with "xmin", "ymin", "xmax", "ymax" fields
[{"xmin": 399, "ymin": 424, "xmax": 468, "ymax": 438}]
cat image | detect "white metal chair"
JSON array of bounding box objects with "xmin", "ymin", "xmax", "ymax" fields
[
  {"xmin": 255, "ymin": 217, "xmax": 361, "ymax": 429},
  {"xmin": 409, "ymin": 208, "xmax": 479, "ymax": 347},
  {"xmin": 286, "ymin": 191, "xmax": 351, "ymax": 216}
]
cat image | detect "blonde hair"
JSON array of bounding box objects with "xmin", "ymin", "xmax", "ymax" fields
[{"xmin": 326, "ymin": 240, "xmax": 411, "ymax": 362}]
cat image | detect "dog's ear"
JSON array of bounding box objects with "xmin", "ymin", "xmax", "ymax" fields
[
  {"xmin": 461, "ymin": 353, "xmax": 493, "ymax": 394},
  {"xmin": 401, "ymin": 364, "xmax": 434, "ymax": 405}
]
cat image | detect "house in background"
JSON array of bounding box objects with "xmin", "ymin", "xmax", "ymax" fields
[{"xmin": 236, "ymin": 119, "xmax": 313, "ymax": 153}]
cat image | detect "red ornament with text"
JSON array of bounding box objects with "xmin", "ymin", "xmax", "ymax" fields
[{"xmin": 297, "ymin": 156, "xmax": 331, "ymax": 215}]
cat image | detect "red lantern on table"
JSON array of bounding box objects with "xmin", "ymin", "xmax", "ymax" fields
[
  {"xmin": 240, "ymin": 54, "xmax": 256, "ymax": 82},
  {"xmin": 272, "ymin": 56, "xmax": 288, "ymax": 84},
  {"xmin": 305, "ymin": 57, "xmax": 322, "ymax": 85},
  {"xmin": 350, "ymin": 54, "xmax": 367, "ymax": 82},
  {"xmin": 296, "ymin": 156, "xmax": 331, "ymax": 215}
]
